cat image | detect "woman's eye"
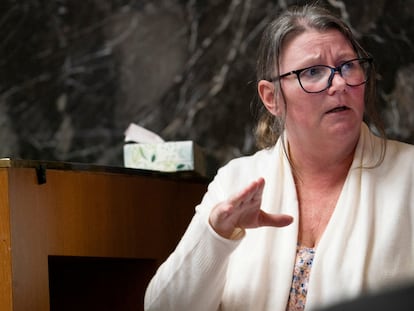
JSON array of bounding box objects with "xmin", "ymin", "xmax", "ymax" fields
[
  {"xmin": 301, "ymin": 66, "xmax": 325, "ymax": 80},
  {"xmin": 342, "ymin": 62, "xmax": 354, "ymax": 71}
]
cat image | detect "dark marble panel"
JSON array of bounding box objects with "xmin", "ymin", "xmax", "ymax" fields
[{"xmin": 1, "ymin": 0, "xmax": 413, "ymax": 171}]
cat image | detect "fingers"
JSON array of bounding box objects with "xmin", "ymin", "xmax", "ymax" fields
[{"xmin": 228, "ymin": 178, "xmax": 265, "ymax": 207}]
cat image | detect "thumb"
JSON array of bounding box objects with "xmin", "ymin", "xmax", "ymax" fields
[{"xmin": 258, "ymin": 212, "xmax": 293, "ymax": 228}]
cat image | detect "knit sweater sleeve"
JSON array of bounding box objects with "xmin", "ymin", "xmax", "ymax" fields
[{"xmin": 144, "ymin": 169, "xmax": 242, "ymax": 311}]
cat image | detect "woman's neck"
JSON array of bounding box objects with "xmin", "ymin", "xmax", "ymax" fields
[{"xmin": 287, "ymin": 139, "xmax": 356, "ymax": 188}]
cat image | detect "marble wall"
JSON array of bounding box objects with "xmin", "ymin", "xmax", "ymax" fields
[{"xmin": 1, "ymin": 0, "xmax": 414, "ymax": 171}]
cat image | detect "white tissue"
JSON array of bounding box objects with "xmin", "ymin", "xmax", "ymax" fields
[{"xmin": 124, "ymin": 123, "xmax": 164, "ymax": 144}]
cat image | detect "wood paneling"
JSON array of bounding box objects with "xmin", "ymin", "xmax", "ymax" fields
[{"xmin": 0, "ymin": 165, "xmax": 207, "ymax": 310}]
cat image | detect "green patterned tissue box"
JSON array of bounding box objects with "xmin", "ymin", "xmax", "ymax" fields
[{"xmin": 123, "ymin": 141, "xmax": 207, "ymax": 176}]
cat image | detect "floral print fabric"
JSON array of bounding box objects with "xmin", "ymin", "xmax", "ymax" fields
[{"xmin": 285, "ymin": 245, "xmax": 316, "ymax": 311}]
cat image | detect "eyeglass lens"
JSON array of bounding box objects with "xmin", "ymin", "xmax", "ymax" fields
[{"xmin": 299, "ymin": 59, "xmax": 370, "ymax": 93}]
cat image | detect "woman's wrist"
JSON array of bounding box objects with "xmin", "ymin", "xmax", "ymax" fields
[{"xmin": 209, "ymin": 217, "xmax": 245, "ymax": 240}]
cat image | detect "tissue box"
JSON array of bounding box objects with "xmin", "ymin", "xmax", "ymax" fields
[{"xmin": 123, "ymin": 141, "xmax": 207, "ymax": 176}]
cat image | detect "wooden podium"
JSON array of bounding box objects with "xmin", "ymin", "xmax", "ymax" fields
[{"xmin": 0, "ymin": 159, "xmax": 208, "ymax": 311}]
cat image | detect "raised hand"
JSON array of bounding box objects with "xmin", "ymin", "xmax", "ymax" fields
[{"xmin": 209, "ymin": 178, "xmax": 293, "ymax": 239}]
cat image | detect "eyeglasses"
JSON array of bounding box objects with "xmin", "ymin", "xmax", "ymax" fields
[{"xmin": 270, "ymin": 58, "xmax": 373, "ymax": 93}]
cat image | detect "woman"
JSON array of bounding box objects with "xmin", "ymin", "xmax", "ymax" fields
[{"xmin": 144, "ymin": 4, "xmax": 414, "ymax": 311}]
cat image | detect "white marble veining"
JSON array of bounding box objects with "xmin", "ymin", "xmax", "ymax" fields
[{"xmin": 0, "ymin": 0, "xmax": 413, "ymax": 169}]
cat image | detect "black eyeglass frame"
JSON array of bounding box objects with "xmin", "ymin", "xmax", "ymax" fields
[{"xmin": 269, "ymin": 57, "xmax": 373, "ymax": 94}]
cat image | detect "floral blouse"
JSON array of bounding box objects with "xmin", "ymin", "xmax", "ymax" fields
[{"xmin": 285, "ymin": 244, "xmax": 316, "ymax": 311}]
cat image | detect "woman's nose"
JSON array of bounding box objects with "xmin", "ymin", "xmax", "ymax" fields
[{"xmin": 327, "ymin": 71, "xmax": 347, "ymax": 93}]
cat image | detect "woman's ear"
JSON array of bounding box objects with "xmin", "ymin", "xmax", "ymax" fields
[{"xmin": 258, "ymin": 80, "xmax": 282, "ymax": 116}]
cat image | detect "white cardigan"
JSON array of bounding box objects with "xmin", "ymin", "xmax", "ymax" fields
[{"xmin": 144, "ymin": 124, "xmax": 414, "ymax": 311}]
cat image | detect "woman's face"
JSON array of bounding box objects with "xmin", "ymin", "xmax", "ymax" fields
[{"xmin": 278, "ymin": 29, "xmax": 365, "ymax": 150}]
